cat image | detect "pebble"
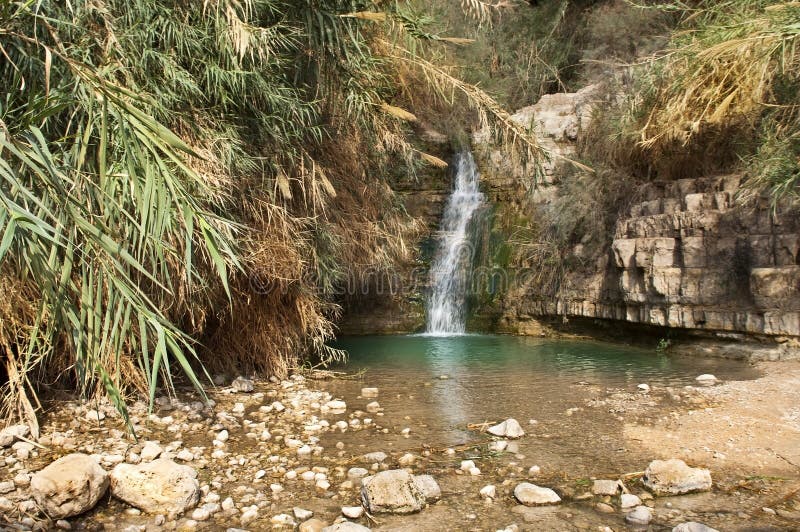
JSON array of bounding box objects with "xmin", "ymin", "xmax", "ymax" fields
[
  {"xmin": 637, "ymin": 383, "xmax": 651, "ymax": 392},
  {"xmin": 469, "ymin": 467, "xmax": 482, "ymax": 476},
  {"xmin": 626, "ymin": 505, "xmax": 653, "ymax": 525},
  {"xmin": 191, "ymin": 508, "xmax": 210, "ymax": 521},
  {"xmin": 222, "ymin": 497, "xmax": 235, "ymax": 511},
  {"xmin": 595, "ymin": 502, "xmax": 615, "ymax": 513},
  {"xmin": 294, "ymin": 507, "xmax": 314, "ymax": 520},
  {"xmin": 479, "ymin": 485, "xmax": 496, "ymax": 499},
  {"xmin": 361, "ymin": 388, "xmax": 379, "ymax": 398},
  {"xmin": 398, "ymin": 453, "xmax": 416, "ymax": 466},
  {"xmin": 460, "ymin": 460, "xmax": 476, "ymax": 471},
  {"xmin": 528, "ymin": 465, "xmax": 541, "ymax": 476},
  {"xmin": 240, "ymin": 508, "xmax": 258, "ymax": 525},
  {"xmin": 620, "ymin": 493, "xmax": 642, "ymax": 509},
  {"xmin": 695, "ymin": 374, "xmax": 718, "ymax": 384},
  {"xmin": 140, "ymin": 441, "xmax": 163, "ymax": 461},
  {"xmin": 271, "ymin": 514, "xmax": 296, "ymax": 526},
  {"xmin": 342, "ymin": 506, "xmax": 364, "ymax": 518}
]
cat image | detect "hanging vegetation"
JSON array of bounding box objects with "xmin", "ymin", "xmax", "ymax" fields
[{"xmin": 0, "ymin": 0, "xmax": 542, "ymax": 430}]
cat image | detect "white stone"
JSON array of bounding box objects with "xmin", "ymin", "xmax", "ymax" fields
[
  {"xmin": 0, "ymin": 425, "xmax": 29, "ymax": 448},
  {"xmin": 642, "ymin": 459, "xmax": 712, "ymax": 495},
  {"xmin": 191, "ymin": 508, "xmax": 210, "ymax": 521},
  {"xmin": 488, "ymin": 440, "xmax": 508, "ymax": 452},
  {"xmin": 637, "ymin": 383, "xmax": 651, "ymax": 392},
  {"xmin": 140, "ymin": 441, "xmax": 163, "ymax": 462},
  {"xmin": 110, "ymin": 458, "xmax": 200, "ymax": 514},
  {"xmin": 176, "ymin": 450, "xmax": 194, "ymax": 462},
  {"xmin": 460, "ymin": 460, "xmax": 476, "ymax": 471},
  {"xmin": 221, "ymin": 497, "xmax": 235, "ymax": 511},
  {"xmin": 626, "ymin": 505, "xmax": 653, "ymax": 525},
  {"xmin": 695, "ymin": 374, "xmax": 718, "ymax": 384},
  {"xmin": 398, "ymin": 453, "xmax": 416, "ymax": 466},
  {"xmin": 240, "ymin": 508, "xmax": 258, "ymax": 524},
  {"xmin": 361, "ymin": 469, "xmax": 426, "ymax": 514},
  {"xmin": 469, "ymin": 467, "xmax": 481, "ymax": 476},
  {"xmin": 232, "ymin": 402, "xmax": 245, "ymax": 414},
  {"xmin": 487, "ymin": 419, "xmax": 525, "ymax": 439},
  {"xmin": 293, "ymin": 507, "xmax": 313, "ymax": 520},
  {"xmin": 231, "ymin": 376, "xmax": 254, "ymax": 392},
  {"xmin": 297, "ymin": 445, "xmax": 312, "ymax": 456},
  {"xmin": 342, "ymin": 506, "xmax": 364, "ymax": 518},
  {"xmin": 270, "ymin": 483, "xmax": 284, "ymax": 493},
  {"xmin": 620, "ymin": 493, "xmax": 642, "ymax": 509},
  {"xmin": 672, "ymin": 522, "xmax": 720, "ymax": 532},
  {"xmin": 591, "ymin": 479, "xmax": 620, "ymax": 496},
  {"xmin": 348, "ymin": 467, "xmax": 369, "ymax": 485},
  {"xmin": 271, "ymin": 513, "xmax": 296, "ymax": 526},
  {"xmin": 216, "ymin": 430, "xmax": 229, "ymax": 442},
  {"xmin": 316, "ymin": 479, "xmax": 331, "ymax": 491},
  {"xmin": 513, "ymin": 483, "xmax": 561, "ymax": 506},
  {"xmin": 30, "ymin": 453, "xmax": 109, "ymax": 519},
  {"xmin": 361, "ymin": 388, "xmax": 379, "ymax": 398},
  {"xmin": 366, "ymin": 402, "xmax": 381, "ymax": 413},
  {"xmin": 412, "ymin": 475, "xmax": 441, "ymax": 501},
  {"xmin": 325, "ymin": 400, "xmax": 347, "ymax": 411},
  {"xmin": 480, "ymin": 485, "xmax": 497, "ymax": 499},
  {"xmin": 528, "ymin": 465, "xmax": 541, "ymax": 476},
  {"xmin": 363, "ymin": 452, "xmax": 387, "ymax": 463}
]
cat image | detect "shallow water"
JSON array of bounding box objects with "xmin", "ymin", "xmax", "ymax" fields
[{"xmin": 327, "ymin": 335, "xmax": 758, "ymax": 452}]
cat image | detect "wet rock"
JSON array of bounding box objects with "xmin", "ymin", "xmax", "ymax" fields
[
  {"xmin": 325, "ymin": 400, "xmax": 347, "ymax": 411},
  {"xmin": 362, "ymin": 452, "xmax": 387, "ymax": 463},
  {"xmin": 361, "ymin": 388, "xmax": 379, "ymax": 398},
  {"xmin": 365, "ymin": 402, "xmax": 381, "ymax": 413},
  {"xmin": 626, "ymin": 505, "xmax": 653, "ymax": 526},
  {"xmin": 0, "ymin": 425, "xmax": 29, "ymax": 448},
  {"xmin": 413, "ymin": 475, "xmax": 441, "ymax": 502},
  {"xmin": 323, "ymin": 523, "xmax": 371, "ymax": 532},
  {"xmin": 487, "ymin": 419, "xmax": 525, "ymax": 439},
  {"xmin": 642, "ymin": 459, "xmax": 712, "ymax": 495},
  {"xmin": 342, "ymin": 506, "xmax": 364, "ymax": 519},
  {"xmin": 513, "ymin": 483, "xmax": 561, "ymax": 506},
  {"xmin": 695, "ymin": 374, "xmax": 718, "ymax": 385},
  {"xmin": 595, "ymin": 502, "xmax": 614, "ymax": 513},
  {"xmin": 620, "ymin": 493, "xmax": 642, "ymax": 509},
  {"xmin": 591, "ymin": 479, "xmax": 620, "ymax": 496},
  {"xmin": 673, "ymin": 523, "xmax": 720, "ymax": 532},
  {"xmin": 460, "ymin": 460, "xmax": 476, "ymax": 471},
  {"xmin": 361, "ymin": 469, "xmax": 426, "ymax": 514},
  {"xmin": 528, "ymin": 465, "xmax": 541, "ymax": 476},
  {"xmin": 110, "ymin": 458, "xmax": 200, "ymax": 514},
  {"xmin": 30, "ymin": 453, "xmax": 109, "ymax": 519},
  {"xmin": 398, "ymin": 453, "xmax": 416, "ymax": 466},
  {"xmin": 489, "ymin": 440, "xmax": 508, "ymax": 452},
  {"xmin": 232, "ymin": 376, "xmax": 254, "ymax": 392},
  {"xmin": 300, "ymin": 518, "xmax": 328, "ymax": 532},
  {"xmin": 637, "ymin": 383, "xmax": 650, "ymax": 393}
]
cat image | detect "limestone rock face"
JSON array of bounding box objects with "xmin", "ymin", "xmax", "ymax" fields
[
  {"xmin": 513, "ymin": 482, "xmax": 561, "ymax": 506},
  {"xmin": 30, "ymin": 453, "xmax": 109, "ymax": 518},
  {"xmin": 487, "ymin": 418, "xmax": 525, "ymax": 439},
  {"xmin": 360, "ymin": 470, "xmax": 427, "ymax": 514},
  {"xmin": 110, "ymin": 458, "xmax": 199, "ymax": 514},
  {"xmin": 642, "ymin": 459, "xmax": 712, "ymax": 495}
]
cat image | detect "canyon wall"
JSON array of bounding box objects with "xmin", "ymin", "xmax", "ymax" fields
[{"xmin": 473, "ymin": 87, "xmax": 800, "ymax": 353}]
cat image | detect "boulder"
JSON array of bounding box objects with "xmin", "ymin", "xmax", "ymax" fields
[
  {"xmin": 322, "ymin": 523, "xmax": 371, "ymax": 532},
  {"xmin": 360, "ymin": 470, "xmax": 426, "ymax": 514},
  {"xmin": 110, "ymin": 458, "xmax": 199, "ymax": 514},
  {"xmin": 0, "ymin": 425, "xmax": 29, "ymax": 448},
  {"xmin": 513, "ymin": 483, "xmax": 561, "ymax": 506},
  {"xmin": 30, "ymin": 453, "xmax": 109, "ymax": 519},
  {"xmin": 642, "ymin": 459, "xmax": 712, "ymax": 495},
  {"xmin": 487, "ymin": 419, "xmax": 525, "ymax": 439},
  {"xmin": 673, "ymin": 523, "xmax": 720, "ymax": 532}
]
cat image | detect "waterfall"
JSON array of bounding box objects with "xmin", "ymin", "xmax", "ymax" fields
[{"xmin": 426, "ymin": 150, "xmax": 486, "ymax": 335}]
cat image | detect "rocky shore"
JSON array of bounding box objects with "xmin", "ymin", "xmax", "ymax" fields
[{"xmin": 1, "ymin": 361, "xmax": 799, "ymax": 531}]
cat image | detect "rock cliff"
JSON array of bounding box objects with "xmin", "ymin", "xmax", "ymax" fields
[{"xmin": 474, "ymin": 86, "xmax": 800, "ymax": 353}]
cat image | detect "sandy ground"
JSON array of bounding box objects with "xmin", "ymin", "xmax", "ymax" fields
[{"xmin": 625, "ymin": 361, "xmax": 800, "ymax": 479}]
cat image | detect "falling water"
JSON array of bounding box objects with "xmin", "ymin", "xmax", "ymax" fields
[{"xmin": 426, "ymin": 150, "xmax": 486, "ymax": 335}]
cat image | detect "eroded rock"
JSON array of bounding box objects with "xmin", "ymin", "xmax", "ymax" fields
[
  {"xmin": 513, "ymin": 483, "xmax": 561, "ymax": 506},
  {"xmin": 360, "ymin": 469, "xmax": 426, "ymax": 514},
  {"xmin": 110, "ymin": 458, "xmax": 199, "ymax": 514},
  {"xmin": 30, "ymin": 453, "xmax": 108, "ymax": 519},
  {"xmin": 642, "ymin": 459, "xmax": 712, "ymax": 495}
]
